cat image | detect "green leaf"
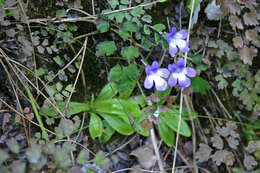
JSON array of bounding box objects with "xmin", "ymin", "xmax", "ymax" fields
[
  {"xmin": 153, "ymin": 24, "xmax": 166, "ymax": 32},
  {"xmin": 94, "ymin": 151, "xmax": 110, "ymax": 169},
  {"xmin": 143, "ymin": 25, "xmax": 151, "ymax": 35},
  {"xmin": 187, "ymin": 0, "xmax": 201, "ymax": 14},
  {"xmin": 56, "ymin": 82, "xmax": 63, "ymax": 92},
  {"xmin": 89, "ymin": 113, "xmax": 103, "ymax": 139},
  {"xmin": 171, "ymin": 105, "xmax": 199, "ymax": 120},
  {"xmin": 158, "ymin": 119, "xmax": 175, "ymax": 147},
  {"xmin": 53, "ymin": 56, "xmax": 63, "ymax": 67},
  {"xmin": 122, "ymin": 21, "xmax": 138, "ymax": 32},
  {"xmin": 159, "ymin": 111, "xmax": 191, "ymax": 137},
  {"xmin": 162, "ymin": 39, "xmax": 168, "ymax": 50},
  {"xmin": 101, "ymin": 114, "xmax": 134, "ymax": 135},
  {"xmin": 109, "ymin": 64, "xmax": 139, "ymax": 92},
  {"xmin": 99, "ymin": 120, "xmax": 115, "ymax": 143},
  {"xmin": 0, "ymin": 149, "xmax": 9, "ymax": 164},
  {"xmin": 141, "ymin": 15, "xmax": 152, "ymax": 23},
  {"xmin": 141, "ymin": 37, "xmax": 152, "ymax": 50},
  {"xmin": 96, "ymin": 83, "xmax": 118, "ymax": 102},
  {"xmin": 154, "ymin": 33, "xmax": 161, "ymax": 45},
  {"xmin": 96, "ymin": 41, "xmax": 116, "ymax": 57},
  {"xmin": 119, "ymin": 29, "xmax": 130, "ymax": 40},
  {"xmin": 77, "ymin": 149, "xmax": 89, "ymax": 165},
  {"xmin": 96, "ymin": 19, "xmax": 110, "ymax": 33},
  {"xmin": 108, "ymin": 0, "xmax": 119, "ymax": 9},
  {"xmin": 130, "ymin": 7, "xmax": 145, "ymax": 17},
  {"xmin": 6, "ymin": 138, "xmax": 19, "ymax": 154},
  {"xmin": 40, "ymin": 102, "xmax": 90, "ymax": 118},
  {"xmin": 120, "ymin": 0, "xmax": 129, "ymax": 5},
  {"xmin": 192, "ymin": 54, "xmax": 203, "ymax": 64},
  {"xmin": 121, "ymin": 46, "xmax": 139, "ymax": 60},
  {"xmin": 115, "ymin": 12, "xmax": 125, "ymax": 23},
  {"xmin": 191, "ymin": 76, "xmax": 211, "ymax": 94},
  {"xmin": 36, "ymin": 68, "xmax": 45, "ymax": 76}
]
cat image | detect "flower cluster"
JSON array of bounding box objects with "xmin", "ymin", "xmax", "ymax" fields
[{"xmin": 144, "ymin": 27, "xmax": 196, "ymax": 91}]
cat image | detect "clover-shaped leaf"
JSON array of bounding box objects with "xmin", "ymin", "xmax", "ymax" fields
[
  {"xmin": 96, "ymin": 41, "xmax": 116, "ymax": 57},
  {"xmin": 121, "ymin": 46, "xmax": 139, "ymax": 60}
]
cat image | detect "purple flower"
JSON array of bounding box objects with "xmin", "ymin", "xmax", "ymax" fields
[
  {"xmin": 144, "ymin": 61, "xmax": 170, "ymax": 91},
  {"xmin": 165, "ymin": 27, "xmax": 189, "ymax": 56},
  {"xmin": 168, "ymin": 58, "xmax": 196, "ymax": 88}
]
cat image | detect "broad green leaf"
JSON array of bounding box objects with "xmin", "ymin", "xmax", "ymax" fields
[
  {"xmin": 160, "ymin": 111, "xmax": 191, "ymax": 137},
  {"xmin": 121, "ymin": 46, "xmax": 139, "ymax": 60},
  {"xmin": 94, "ymin": 98, "xmax": 144, "ymax": 122},
  {"xmin": 96, "ymin": 83, "xmax": 118, "ymax": 102},
  {"xmin": 96, "ymin": 19, "xmax": 110, "ymax": 33},
  {"xmin": 153, "ymin": 24, "xmax": 166, "ymax": 32},
  {"xmin": 171, "ymin": 105, "xmax": 199, "ymax": 120},
  {"xmin": 99, "ymin": 120, "xmax": 115, "ymax": 143},
  {"xmin": 141, "ymin": 37, "xmax": 152, "ymax": 50},
  {"xmin": 191, "ymin": 76, "xmax": 211, "ymax": 94},
  {"xmin": 187, "ymin": 0, "xmax": 201, "ymax": 14},
  {"xmin": 40, "ymin": 102, "xmax": 90, "ymax": 118},
  {"xmin": 122, "ymin": 21, "xmax": 138, "ymax": 32},
  {"xmin": 158, "ymin": 119, "xmax": 175, "ymax": 147},
  {"xmin": 128, "ymin": 95, "xmax": 146, "ymax": 108},
  {"xmin": 89, "ymin": 113, "xmax": 103, "ymax": 139},
  {"xmin": 100, "ymin": 114, "xmax": 134, "ymax": 135},
  {"xmin": 130, "ymin": 7, "xmax": 145, "ymax": 17},
  {"xmin": 96, "ymin": 41, "xmax": 116, "ymax": 57}
]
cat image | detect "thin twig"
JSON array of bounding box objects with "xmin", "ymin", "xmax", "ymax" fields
[
  {"xmin": 172, "ymin": 0, "xmax": 195, "ymax": 172},
  {"xmin": 0, "ymin": 98, "xmax": 56, "ymax": 135}
]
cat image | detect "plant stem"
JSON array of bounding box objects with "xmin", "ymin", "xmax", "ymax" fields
[{"xmin": 25, "ymin": 84, "xmax": 49, "ymax": 140}]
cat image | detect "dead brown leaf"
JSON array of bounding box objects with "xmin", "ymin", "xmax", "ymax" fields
[
  {"xmin": 224, "ymin": 0, "xmax": 241, "ymax": 15},
  {"xmin": 232, "ymin": 36, "xmax": 243, "ymax": 48},
  {"xmin": 245, "ymin": 29, "xmax": 257, "ymax": 42},
  {"xmin": 243, "ymin": 11, "xmax": 259, "ymax": 26},
  {"xmin": 239, "ymin": 45, "xmax": 258, "ymax": 65},
  {"xmin": 229, "ymin": 15, "xmax": 244, "ymax": 30},
  {"xmin": 130, "ymin": 146, "xmax": 156, "ymax": 169}
]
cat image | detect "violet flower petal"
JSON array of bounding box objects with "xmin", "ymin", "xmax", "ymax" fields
[
  {"xmin": 157, "ymin": 68, "xmax": 170, "ymax": 79},
  {"xmin": 185, "ymin": 67, "xmax": 196, "ymax": 77},
  {"xmin": 168, "ymin": 64, "xmax": 177, "ymax": 73},
  {"xmin": 168, "ymin": 74, "xmax": 177, "ymax": 87},
  {"xmin": 178, "ymin": 74, "xmax": 191, "ymax": 88},
  {"xmin": 144, "ymin": 76, "xmax": 154, "ymax": 89},
  {"xmin": 174, "ymin": 30, "xmax": 188, "ymax": 39},
  {"xmin": 154, "ymin": 76, "xmax": 168, "ymax": 91},
  {"xmin": 176, "ymin": 58, "xmax": 185, "ymax": 68}
]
